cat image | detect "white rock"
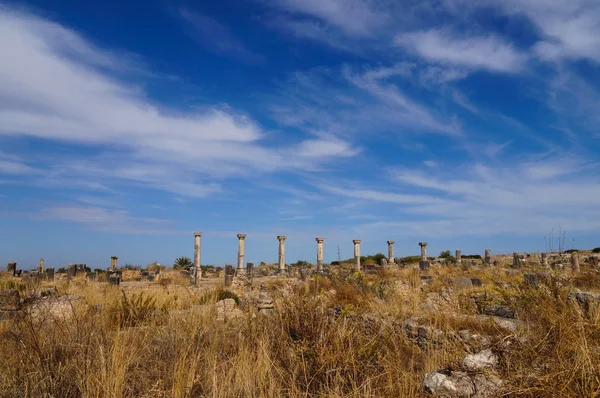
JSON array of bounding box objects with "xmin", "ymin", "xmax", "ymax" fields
[
  {"xmin": 423, "ymin": 370, "xmax": 475, "ymax": 397},
  {"xmin": 462, "ymin": 349, "xmax": 498, "ymax": 371}
]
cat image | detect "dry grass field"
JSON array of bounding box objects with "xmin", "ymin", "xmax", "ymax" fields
[{"xmin": 1, "ymin": 256, "xmax": 599, "ymax": 397}]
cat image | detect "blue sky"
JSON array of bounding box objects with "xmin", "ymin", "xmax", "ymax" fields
[{"xmin": 1, "ymin": 0, "xmax": 600, "ymax": 269}]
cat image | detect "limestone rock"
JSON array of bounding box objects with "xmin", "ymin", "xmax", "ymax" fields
[
  {"xmin": 257, "ymin": 291, "xmax": 275, "ymax": 314},
  {"xmin": 423, "ymin": 370, "xmax": 475, "ymax": 397},
  {"xmin": 568, "ymin": 289, "xmax": 600, "ymax": 312},
  {"xmin": 450, "ymin": 277, "xmax": 474, "ymax": 291},
  {"xmin": 484, "ymin": 304, "xmax": 516, "ymax": 319},
  {"xmin": 423, "ymin": 368, "xmax": 502, "ymax": 397},
  {"xmin": 215, "ymin": 298, "xmax": 243, "ymax": 321},
  {"xmin": 462, "ymin": 349, "xmax": 498, "ymax": 372}
]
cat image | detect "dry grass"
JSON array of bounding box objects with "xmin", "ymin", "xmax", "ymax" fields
[{"xmin": 0, "ymin": 265, "xmax": 599, "ymax": 397}]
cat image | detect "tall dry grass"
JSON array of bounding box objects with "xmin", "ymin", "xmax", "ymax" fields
[{"xmin": 0, "ymin": 266, "xmax": 599, "ymax": 397}]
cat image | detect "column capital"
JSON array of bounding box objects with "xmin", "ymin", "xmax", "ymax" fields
[
  {"xmin": 277, "ymin": 235, "xmax": 287, "ymax": 241},
  {"xmin": 194, "ymin": 232, "xmax": 202, "ymax": 237},
  {"xmin": 387, "ymin": 240, "xmax": 395, "ymax": 245},
  {"xmin": 237, "ymin": 234, "xmax": 247, "ymax": 240},
  {"xmin": 418, "ymin": 242, "xmax": 428, "ymax": 247},
  {"xmin": 111, "ymin": 256, "xmax": 118, "ymax": 260},
  {"xmin": 353, "ymin": 239, "xmax": 361, "ymax": 244},
  {"xmin": 315, "ymin": 237, "xmax": 325, "ymax": 243}
]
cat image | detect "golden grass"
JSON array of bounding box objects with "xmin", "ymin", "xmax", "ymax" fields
[{"xmin": 0, "ymin": 265, "xmax": 598, "ymax": 397}]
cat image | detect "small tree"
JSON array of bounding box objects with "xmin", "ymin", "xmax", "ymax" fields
[
  {"xmin": 439, "ymin": 250, "xmax": 456, "ymax": 263},
  {"xmin": 174, "ymin": 256, "xmax": 193, "ymax": 269}
]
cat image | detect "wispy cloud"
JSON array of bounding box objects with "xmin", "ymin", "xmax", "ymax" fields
[
  {"xmin": 30, "ymin": 204, "xmax": 180, "ymax": 235},
  {"xmin": 0, "ymin": 7, "xmax": 358, "ymax": 198},
  {"xmin": 264, "ymin": 0, "xmax": 389, "ymax": 36},
  {"xmin": 269, "ymin": 65, "xmax": 460, "ymax": 139},
  {"xmin": 395, "ymin": 29, "xmax": 528, "ymax": 73},
  {"xmin": 178, "ymin": 8, "xmax": 265, "ymax": 65}
]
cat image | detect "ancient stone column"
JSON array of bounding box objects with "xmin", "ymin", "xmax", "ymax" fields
[
  {"xmin": 484, "ymin": 249, "xmax": 491, "ymax": 265},
  {"xmin": 571, "ymin": 252, "xmax": 580, "ymax": 272},
  {"xmin": 39, "ymin": 258, "xmax": 44, "ymax": 273},
  {"xmin": 67, "ymin": 264, "xmax": 76, "ymax": 278},
  {"xmin": 7, "ymin": 262, "xmax": 16, "ymax": 276},
  {"xmin": 193, "ymin": 232, "xmax": 202, "ymax": 284},
  {"xmin": 110, "ymin": 256, "xmax": 118, "ymax": 269},
  {"xmin": 316, "ymin": 238, "xmax": 325, "ymax": 274},
  {"xmin": 455, "ymin": 250, "xmax": 462, "ymax": 264},
  {"xmin": 419, "ymin": 242, "xmax": 430, "ymax": 271},
  {"xmin": 419, "ymin": 242, "xmax": 428, "ymax": 260},
  {"xmin": 541, "ymin": 252, "xmax": 548, "ymax": 267},
  {"xmin": 237, "ymin": 234, "xmax": 247, "ymax": 270},
  {"xmin": 246, "ymin": 262, "xmax": 254, "ymax": 284},
  {"xmin": 46, "ymin": 267, "xmax": 55, "ymax": 281},
  {"xmin": 387, "ymin": 241, "xmax": 395, "ymax": 263},
  {"xmin": 277, "ymin": 236, "xmax": 286, "ymax": 274},
  {"xmin": 353, "ymin": 240, "xmax": 361, "ymax": 271},
  {"xmin": 512, "ymin": 252, "xmax": 520, "ymax": 269}
]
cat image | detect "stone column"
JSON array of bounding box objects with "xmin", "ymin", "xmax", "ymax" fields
[
  {"xmin": 316, "ymin": 238, "xmax": 325, "ymax": 274},
  {"xmin": 455, "ymin": 250, "xmax": 462, "ymax": 264},
  {"xmin": 571, "ymin": 252, "xmax": 580, "ymax": 272},
  {"xmin": 7, "ymin": 262, "xmax": 16, "ymax": 276},
  {"xmin": 541, "ymin": 252, "xmax": 548, "ymax": 267},
  {"xmin": 193, "ymin": 232, "xmax": 202, "ymax": 284},
  {"xmin": 237, "ymin": 234, "xmax": 247, "ymax": 270},
  {"xmin": 387, "ymin": 241, "xmax": 395, "ymax": 263},
  {"xmin": 39, "ymin": 258, "xmax": 44, "ymax": 273},
  {"xmin": 484, "ymin": 249, "xmax": 491, "ymax": 265},
  {"xmin": 419, "ymin": 242, "xmax": 428, "ymax": 260},
  {"xmin": 353, "ymin": 240, "xmax": 361, "ymax": 271},
  {"xmin": 110, "ymin": 256, "xmax": 118, "ymax": 269},
  {"xmin": 277, "ymin": 236, "xmax": 286, "ymax": 274},
  {"xmin": 67, "ymin": 264, "xmax": 76, "ymax": 278},
  {"xmin": 512, "ymin": 252, "xmax": 520, "ymax": 269},
  {"xmin": 419, "ymin": 242, "xmax": 430, "ymax": 271}
]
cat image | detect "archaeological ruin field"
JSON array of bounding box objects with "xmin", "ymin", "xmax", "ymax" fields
[{"xmin": 1, "ymin": 245, "xmax": 600, "ymax": 397}]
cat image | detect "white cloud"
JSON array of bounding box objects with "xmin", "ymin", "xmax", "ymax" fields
[
  {"xmin": 0, "ymin": 7, "xmax": 358, "ymax": 197},
  {"xmin": 31, "ymin": 204, "xmax": 179, "ymax": 234},
  {"xmin": 498, "ymin": 0, "xmax": 600, "ymax": 63},
  {"xmin": 395, "ymin": 29, "xmax": 527, "ymax": 73},
  {"xmin": 323, "ymin": 156, "xmax": 600, "ymax": 236}
]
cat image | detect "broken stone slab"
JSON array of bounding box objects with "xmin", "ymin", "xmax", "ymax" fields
[
  {"xmin": 483, "ymin": 304, "xmax": 516, "ymax": 319},
  {"xmin": 423, "ymin": 370, "xmax": 475, "ymax": 397},
  {"xmin": 257, "ymin": 291, "xmax": 275, "ymax": 314},
  {"xmin": 0, "ymin": 289, "xmax": 21, "ymax": 311},
  {"xmin": 524, "ymin": 272, "xmax": 550, "ymax": 287},
  {"xmin": 568, "ymin": 289, "xmax": 600, "ymax": 312},
  {"xmin": 423, "ymin": 368, "xmax": 502, "ymax": 398},
  {"xmin": 450, "ymin": 277, "xmax": 474, "ymax": 291},
  {"xmin": 462, "ymin": 349, "xmax": 498, "ymax": 372},
  {"xmin": 215, "ymin": 298, "xmax": 243, "ymax": 321}
]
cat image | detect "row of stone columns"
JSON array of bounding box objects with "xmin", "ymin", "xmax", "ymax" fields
[{"xmin": 191, "ymin": 234, "xmax": 410, "ymax": 275}]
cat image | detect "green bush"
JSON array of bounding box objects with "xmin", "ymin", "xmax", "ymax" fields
[
  {"xmin": 592, "ymin": 248, "xmax": 600, "ymax": 253},
  {"xmin": 439, "ymin": 250, "xmax": 457, "ymax": 263},
  {"xmin": 462, "ymin": 254, "xmax": 483, "ymax": 259}
]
